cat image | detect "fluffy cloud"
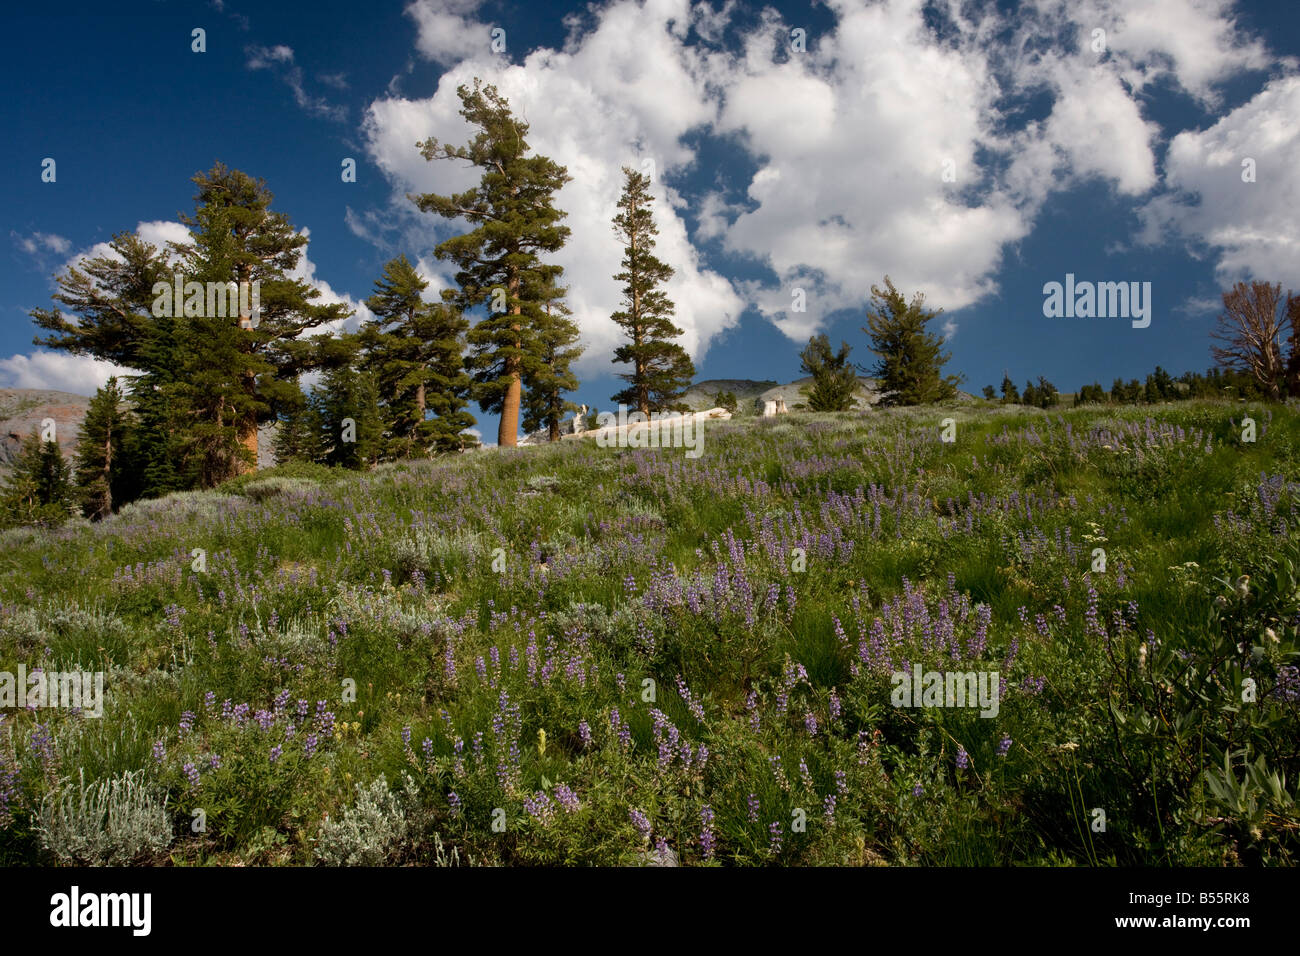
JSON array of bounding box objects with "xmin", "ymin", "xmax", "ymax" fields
[
  {"xmin": 12, "ymin": 231, "xmax": 71, "ymax": 256},
  {"xmin": 1139, "ymin": 75, "xmax": 1300, "ymax": 288},
  {"xmin": 358, "ymin": 0, "xmax": 1286, "ymax": 349},
  {"xmin": 363, "ymin": 0, "xmax": 744, "ymax": 369},
  {"xmin": 0, "ymin": 352, "xmax": 125, "ymax": 394},
  {"xmin": 405, "ymin": 0, "xmax": 490, "ymax": 67}
]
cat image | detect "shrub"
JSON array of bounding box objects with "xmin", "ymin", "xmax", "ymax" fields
[
  {"xmin": 314, "ymin": 773, "xmax": 427, "ymax": 866},
  {"xmin": 37, "ymin": 769, "xmax": 172, "ymax": 865}
]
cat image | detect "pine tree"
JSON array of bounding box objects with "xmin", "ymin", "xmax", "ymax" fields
[
  {"xmin": 862, "ymin": 277, "xmax": 962, "ymax": 405},
  {"xmin": 2, "ymin": 432, "xmax": 73, "ymax": 527},
  {"xmin": 521, "ymin": 275, "xmax": 583, "ymax": 442},
  {"xmin": 1036, "ymin": 376, "xmax": 1060, "ymax": 408},
  {"xmin": 609, "ymin": 167, "xmax": 694, "ymax": 415},
  {"xmin": 73, "ymin": 377, "xmax": 135, "ymax": 520},
  {"xmin": 311, "ymin": 344, "xmax": 383, "ymax": 469},
  {"xmin": 272, "ymin": 387, "xmax": 324, "ymax": 465},
  {"xmin": 170, "ymin": 163, "xmax": 351, "ymax": 484},
  {"xmin": 29, "ymin": 232, "xmax": 180, "ymax": 495},
  {"xmin": 799, "ymin": 334, "xmax": 858, "ymax": 411},
  {"xmin": 360, "ymin": 255, "xmax": 476, "ymax": 457},
  {"xmin": 411, "ymin": 80, "xmax": 571, "ymax": 447},
  {"xmin": 981, "ymin": 385, "xmax": 996, "ymax": 400},
  {"xmin": 1000, "ymin": 372, "xmax": 1020, "ymax": 404}
]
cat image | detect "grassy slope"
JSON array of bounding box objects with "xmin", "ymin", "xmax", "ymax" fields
[{"xmin": 1, "ymin": 399, "xmax": 1297, "ymax": 865}]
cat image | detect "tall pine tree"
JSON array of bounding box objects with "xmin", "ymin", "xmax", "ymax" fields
[
  {"xmin": 1, "ymin": 432, "xmax": 73, "ymax": 528},
  {"xmin": 609, "ymin": 167, "xmax": 694, "ymax": 415},
  {"xmin": 411, "ymin": 80, "xmax": 571, "ymax": 447},
  {"xmin": 360, "ymin": 255, "xmax": 476, "ymax": 457},
  {"xmin": 799, "ymin": 334, "xmax": 858, "ymax": 411},
  {"xmin": 73, "ymin": 377, "xmax": 136, "ymax": 520},
  {"xmin": 522, "ymin": 274, "xmax": 583, "ymax": 441},
  {"xmin": 169, "ymin": 163, "xmax": 351, "ymax": 483},
  {"xmin": 862, "ymin": 277, "xmax": 962, "ymax": 406}
]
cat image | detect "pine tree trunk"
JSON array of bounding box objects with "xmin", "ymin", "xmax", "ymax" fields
[
  {"xmin": 237, "ymin": 263, "xmax": 259, "ymax": 473},
  {"xmin": 499, "ymin": 275, "xmax": 522, "ymax": 448},
  {"xmin": 415, "ymin": 382, "xmax": 426, "ymax": 457}
]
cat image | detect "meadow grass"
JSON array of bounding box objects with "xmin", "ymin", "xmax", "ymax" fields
[{"xmin": 0, "ymin": 399, "xmax": 1297, "ymax": 866}]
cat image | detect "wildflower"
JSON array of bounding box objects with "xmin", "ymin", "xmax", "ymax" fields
[
  {"xmin": 997, "ymin": 735, "xmax": 1012, "ymax": 757},
  {"xmin": 269, "ymin": 745, "xmax": 282, "ymax": 763},
  {"xmin": 448, "ymin": 791, "xmax": 461, "ymax": 817},
  {"xmin": 555, "ymin": 783, "xmax": 580, "ymax": 813},
  {"xmin": 956, "ymin": 746, "xmax": 969, "ymax": 770},
  {"xmin": 768, "ymin": 821, "xmax": 783, "ymax": 854},
  {"xmin": 699, "ymin": 805, "xmax": 716, "ymax": 861},
  {"xmin": 912, "ymin": 784, "xmax": 924, "ymax": 797},
  {"xmin": 578, "ymin": 720, "xmax": 592, "ymax": 749},
  {"xmin": 747, "ymin": 793, "xmax": 759, "ymax": 822},
  {"xmin": 183, "ymin": 762, "xmax": 200, "ymax": 787},
  {"xmin": 630, "ymin": 808, "xmax": 652, "ymax": 843}
]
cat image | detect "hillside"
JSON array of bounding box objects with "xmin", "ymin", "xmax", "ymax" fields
[
  {"xmin": 0, "ymin": 388, "xmax": 91, "ymax": 469},
  {"xmin": 1, "ymin": 399, "xmax": 1296, "ymax": 867}
]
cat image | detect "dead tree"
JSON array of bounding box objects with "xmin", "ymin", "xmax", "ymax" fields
[{"xmin": 1211, "ymin": 280, "xmax": 1293, "ymax": 401}]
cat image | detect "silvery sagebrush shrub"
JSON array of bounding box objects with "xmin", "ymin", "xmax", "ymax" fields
[
  {"xmin": 314, "ymin": 773, "xmax": 446, "ymax": 866},
  {"xmin": 38, "ymin": 768, "xmax": 172, "ymax": 865},
  {"xmin": 238, "ymin": 476, "xmax": 320, "ymax": 502}
]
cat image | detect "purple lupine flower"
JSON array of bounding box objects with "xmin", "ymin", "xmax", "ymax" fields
[
  {"xmin": 769, "ymin": 755, "xmax": 789, "ymax": 791},
  {"xmin": 804, "ymin": 711, "xmax": 818, "ymax": 736},
  {"xmin": 303, "ymin": 734, "xmax": 319, "ymax": 758},
  {"xmin": 555, "ymin": 783, "xmax": 580, "ymax": 813},
  {"xmin": 578, "ymin": 720, "xmax": 592, "ymax": 749},
  {"xmin": 956, "ymin": 746, "xmax": 969, "ymax": 770},
  {"xmin": 204, "ymin": 691, "xmax": 216, "ymax": 712},
  {"xmin": 798, "ymin": 758, "xmax": 814, "ymax": 792},
  {"xmin": 912, "ymin": 783, "xmax": 924, "ymax": 797},
  {"xmin": 630, "ymin": 808, "xmax": 652, "ymax": 842},
  {"xmin": 997, "ymin": 735, "xmax": 1012, "ymax": 757},
  {"xmin": 834, "ymin": 769, "xmax": 847, "ymax": 797},
  {"xmin": 269, "ymin": 745, "xmax": 282, "ymax": 763},
  {"xmin": 179, "ymin": 711, "xmax": 195, "ymax": 736},
  {"xmin": 747, "ymin": 793, "xmax": 760, "ymax": 822},
  {"xmin": 768, "ymin": 821, "xmax": 783, "ymax": 854},
  {"xmin": 823, "ymin": 793, "xmax": 836, "ymax": 825},
  {"xmin": 828, "ymin": 688, "xmax": 841, "ymax": 721},
  {"xmin": 699, "ymin": 805, "xmax": 716, "ymax": 860},
  {"xmin": 746, "ymin": 690, "xmax": 760, "ymax": 732},
  {"xmin": 152, "ymin": 739, "xmax": 166, "ymax": 764},
  {"xmin": 296, "ymin": 699, "xmax": 309, "ymax": 719},
  {"xmin": 523, "ymin": 791, "xmax": 556, "ymax": 825},
  {"xmin": 208, "ymin": 753, "xmax": 222, "ymax": 770},
  {"xmin": 183, "ymin": 762, "xmax": 200, "ymax": 787},
  {"xmin": 255, "ymin": 709, "xmax": 274, "ymax": 731},
  {"xmin": 448, "ymin": 791, "xmax": 462, "ymax": 817}
]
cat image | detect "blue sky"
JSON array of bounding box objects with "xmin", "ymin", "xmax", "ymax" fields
[{"xmin": 5, "ymin": 0, "xmax": 1299, "ymax": 442}]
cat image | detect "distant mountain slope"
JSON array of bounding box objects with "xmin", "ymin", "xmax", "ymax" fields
[
  {"xmin": 0, "ymin": 388, "xmax": 278, "ymax": 474},
  {"xmin": 0, "ymin": 388, "xmax": 90, "ymax": 470}
]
